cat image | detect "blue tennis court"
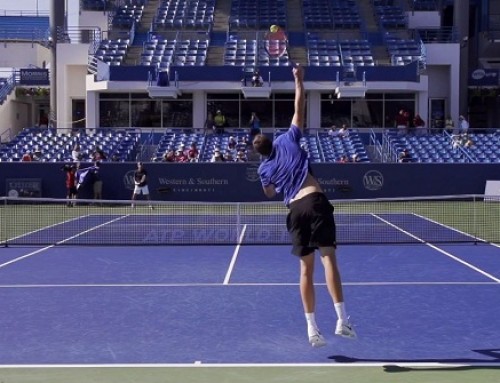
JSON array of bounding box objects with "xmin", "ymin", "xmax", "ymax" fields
[{"xmin": 0, "ymin": 201, "xmax": 499, "ymax": 382}]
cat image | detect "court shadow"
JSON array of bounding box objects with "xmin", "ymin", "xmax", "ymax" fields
[{"xmin": 329, "ymin": 349, "xmax": 500, "ymax": 373}]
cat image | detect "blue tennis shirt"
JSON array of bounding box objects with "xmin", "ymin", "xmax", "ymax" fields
[{"xmin": 258, "ymin": 124, "xmax": 309, "ymax": 206}]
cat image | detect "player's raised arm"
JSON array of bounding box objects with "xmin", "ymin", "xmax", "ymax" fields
[{"xmin": 291, "ymin": 65, "xmax": 305, "ymax": 130}]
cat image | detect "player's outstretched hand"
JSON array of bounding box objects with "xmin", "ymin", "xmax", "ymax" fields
[{"xmin": 293, "ymin": 65, "xmax": 304, "ymax": 82}]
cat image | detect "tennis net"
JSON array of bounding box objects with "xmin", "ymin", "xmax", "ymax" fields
[{"xmin": 1, "ymin": 195, "xmax": 498, "ymax": 246}]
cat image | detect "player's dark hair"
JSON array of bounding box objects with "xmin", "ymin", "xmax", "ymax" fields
[{"xmin": 253, "ymin": 134, "xmax": 272, "ymax": 156}]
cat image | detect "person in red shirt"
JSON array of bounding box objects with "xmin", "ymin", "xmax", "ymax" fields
[
  {"xmin": 64, "ymin": 165, "xmax": 77, "ymax": 207},
  {"xmin": 21, "ymin": 152, "xmax": 32, "ymax": 162},
  {"xmin": 395, "ymin": 109, "xmax": 409, "ymax": 136}
]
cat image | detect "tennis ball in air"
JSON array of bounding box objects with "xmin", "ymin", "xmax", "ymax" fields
[{"xmin": 270, "ymin": 25, "xmax": 279, "ymax": 33}]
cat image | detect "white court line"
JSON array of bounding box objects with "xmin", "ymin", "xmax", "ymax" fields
[
  {"xmin": 372, "ymin": 214, "xmax": 500, "ymax": 283},
  {"xmin": 0, "ymin": 362, "xmax": 497, "ymax": 368},
  {"xmin": 223, "ymin": 224, "xmax": 247, "ymax": 285},
  {"xmin": 0, "ymin": 281, "xmax": 496, "ymax": 289},
  {"xmin": 412, "ymin": 212, "xmax": 500, "ymax": 249},
  {"xmin": 0, "ymin": 215, "xmax": 129, "ymax": 270},
  {"xmin": 4, "ymin": 214, "xmax": 90, "ymax": 242}
]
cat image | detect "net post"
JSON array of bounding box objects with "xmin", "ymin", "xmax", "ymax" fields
[{"xmin": 1, "ymin": 198, "xmax": 6, "ymax": 247}]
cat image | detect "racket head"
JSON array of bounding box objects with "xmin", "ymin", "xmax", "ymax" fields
[{"xmin": 263, "ymin": 27, "xmax": 289, "ymax": 58}]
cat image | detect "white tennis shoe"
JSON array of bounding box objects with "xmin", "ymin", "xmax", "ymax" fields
[
  {"xmin": 308, "ymin": 332, "xmax": 326, "ymax": 348},
  {"xmin": 335, "ymin": 319, "xmax": 357, "ymax": 339}
]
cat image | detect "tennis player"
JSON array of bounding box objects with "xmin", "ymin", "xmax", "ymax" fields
[
  {"xmin": 131, "ymin": 161, "xmax": 153, "ymax": 209},
  {"xmin": 252, "ymin": 65, "xmax": 356, "ymax": 347}
]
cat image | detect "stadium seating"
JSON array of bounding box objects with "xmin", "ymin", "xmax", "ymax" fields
[
  {"xmin": 229, "ymin": 0, "xmax": 286, "ymax": 29},
  {"xmin": 94, "ymin": 38, "xmax": 131, "ymax": 66},
  {"xmin": 318, "ymin": 131, "xmax": 370, "ymax": 162},
  {"xmin": 141, "ymin": 37, "xmax": 208, "ymax": 67},
  {"xmin": 152, "ymin": 131, "xmax": 205, "ymax": 161},
  {"xmin": 155, "ymin": 0, "xmax": 215, "ymax": 30},
  {"xmin": 112, "ymin": 4, "xmax": 144, "ymax": 29},
  {"xmin": 0, "ymin": 128, "xmax": 139, "ymax": 162}
]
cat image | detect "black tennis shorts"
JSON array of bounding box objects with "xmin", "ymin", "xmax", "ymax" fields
[{"xmin": 286, "ymin": 192, "xmax": 336, "ymax": 256}]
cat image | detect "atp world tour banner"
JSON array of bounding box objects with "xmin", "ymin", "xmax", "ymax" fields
[{"xmin": 0, "ymin": 163, "xmax": 499, "ymax": 201}]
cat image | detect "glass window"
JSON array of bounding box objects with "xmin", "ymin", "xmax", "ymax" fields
[
  {"xmin": 384, "ymin": 101, "xmax": 415, "ymax": 128},
  {"xmin": 241, "ymin": 100, "xmax": 273, "ymax": 128},
  {"xmin": 321, "ymin": 99, "xmax": 351, "ymax": 127},
  {"xmin": 351, "ymin": 99, "xmax": 383, "ymax": 128},
  {"xmin": 274, "ymin": 100, "xmax": 295, "ymax": 128},
  {"xmin": 131, "ymin": 100, "xmax": 161, "ymax": 127},
  {"xmin": 207, "ymin": 101, "xmax": 239, "ymax": 128},
  {"xmin": 99, "ymin": 100, "xmax": 130, "ymax": 127},
  {"xmin": 162, "ymin": 100, "xmax": 193, "ymax": 128},
  {"xmin": 384, "ymin": 93, "xmax": 415, "ymax": 100}
]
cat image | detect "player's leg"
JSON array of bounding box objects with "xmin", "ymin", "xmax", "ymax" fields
[
  {"xmin": 299, "ymin": 252, "xmax": 326, "ymax": 347},
  {"xmin": 319, "ymin": 247, "xmax": 356, "ymax": 339}
]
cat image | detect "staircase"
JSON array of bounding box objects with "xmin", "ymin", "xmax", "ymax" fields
[
  {"xmin": 286, "ymin": 0, "xmax": 304, "ymax": 32},
  {"xmin": 212, "ymin": 0, "xmax": 232, "ymax": 32},
  {"xmin": 136, "ymin": 0, "xmax": 160, "ymax": 33},
  {"xmin": 358, "ymin": 0, "xmax": 379, "ymax": 32},
  {"xmin": 206, "ymin": 46, "xmax": 225, "ymax": 66}
]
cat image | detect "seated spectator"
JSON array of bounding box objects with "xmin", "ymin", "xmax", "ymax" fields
[
  {"xmin": 224, "ymin": 150, "xmax": 234, "ymax": 161},
  {"xmin": 211, "ymin": 149, "xmax": 224, "ymax": 162},
  {"xmin": 174, "ymin": 149, "xmax": 188, "ymax": 162},
  {"xmin": 228, "ymin": 136, "xmax": 237, "ymax": 150},
  {"xmin": 21, "ymin": 152, "xmax": 32, "ymax": 162},
  {"xmin": 338, "ymin": 124, "xmax": 349, "ymax": 138},
  {"xmin": 92, "ymin": 147, "xmax": 107, "ymax": 161},
  {"xmin": 162, "ymin": 149, "xmax": 175, "ymax": 162},
  {"xmin": 464, "ymin": 137, "xmax": 474, "ymax": 148},
  {"xmin": 398, "ymin": 148, "xmax": 412, "ymax": 163},
  {"xmin": 338, "ymin": 155, "xmax": 350, "ymax": 163},
  {"xmin": 187, "ymin": 143, "xmax": 199, "ymax": 162},
  {"xmin": 235, "ymin": 150, "xmax": 247, "ymax": 162},
  {"xmin": 110, "ymin": 154, "xmax": 120, "ymax": 162},
  {"xmin": 328, "ymin": 125, "xmax": 339, "ymax": 137},
  {"xmin": 252, "ymin": 70, "xmax": 263, "ymax": 87},
  {"xmin": 351, "ymin": 153, "xmax": 360, "ymax": 162},
  {"xmin": 32, "ymin": 146, "xmax": 42, "ymax": 161}
]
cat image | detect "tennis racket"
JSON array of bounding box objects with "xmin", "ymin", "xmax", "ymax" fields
[{"xmin": 262, "ymin": 25, "xmax": 294, "ymax": 66}]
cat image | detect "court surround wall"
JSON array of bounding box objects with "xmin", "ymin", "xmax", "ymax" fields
[{"xmin": 0, "ymin": 163, "xmax": 499, "ymax": 201}]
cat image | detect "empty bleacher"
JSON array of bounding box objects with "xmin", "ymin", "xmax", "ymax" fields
[
  {"xmin": 154, "ymin": 0, "xmax": 215, "ymax": 30},
  {"xmin": 0, "ymin": 128, "xmax": 140, "ymax": 162}
]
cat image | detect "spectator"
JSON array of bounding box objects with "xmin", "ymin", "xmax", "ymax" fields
[
  {"xmin": 235, "ymin": 150, "xmax": 247, "ymax": 162},
  {"xmin": 71, "ymin": 143, "xmax": 82, "ymax": 161},
  {"xmin": 398, "ymin": 148, "xmax": 412, "ymax": 163},
  {"xmin": 38, "ymin": 111, "xmax": 49, "ymax": 128},
  {"xmin": 92, "ymin": 162, "xmax": 103, "ymax": 200},
  {"xmin": 252, "ymin": 70, "xmax": 263, "ymax": 87},
  {"xmin": 351, "ymin": 153, "xmax": 360, "ymax": 162},
  {"xmin": 162, "ymin": 149, "xmax": 175, "ymax": 162},
  {"xmin": 205, "ymin": 112, "xmax": 215, "ymax": 133},
  {"xmin": 32, "ymin": 146, "xmax": 43, "ymax": 161},
  {"xmin": 213, "ymin": 110, "xmax": 226, "ymax": 134},
  {"xmin": 413, "ymin": 114, "xmax": 426, "ymax": 135},
  {"xmin": 395, "ymin": 109, "xmax": 409, "ymax": 136},
  {"xmin": 187, "ymin": 143, "xmax": 199, "ymax": 162},
  {"xmin": 110, "ymin": 154, "xmax": 120, "ymax": 162},
  {"xmin": 224, "ymin": 150, "xmax": 234, "ymax": 162},
  {"xmin": 21, "ymin": 152, "xmax": 32, "ymax": 162},
  {"xmin": 228, "ymin": 136, "xmax": 237, "ymax": 150},
  {"xmin": 211, "ymin": 149, "xmax": 224, "ymax": 162},
  {"xmin": 92, "ymin": 146, "xmax": 107, "ymax": 161},
  {"xmin": 458, "ymin": 115, "xmax": 469, "ymax": 134},
  {"xmin": 328, "ymin": 125, "xmax": 339, "ymax": 137},
  {"xmin": 131, "ymin": 162, "xmax": 153, "ymax": 209},
  {"xmin": 249, "ymin": 112, "xmax": 261, "ymax": 141},
  {"xmin": 444, "ymin": 115, "xmax": 455, "ymax": 133},
  {"xmin": 174, "ymin": 148, "xmax": 188, "ymax": 162},
  {"xmin": 338, "ymin": 155, "xmax": 349, "ymax": 163},
  {"xmin": 338, "ymin": 124, "xmax": 350, "ymax": 138},
  {"xmin": 63, "ymin": 164, "xmax": 78, "ymax": 207}
]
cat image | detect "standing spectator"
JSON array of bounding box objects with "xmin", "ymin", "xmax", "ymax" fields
[
  {"xmin": 444, "ymin": 115, "xmax": 455, "ymax": 134},
  {"xmin": 458, "ymin": 115, "xmax": 469, "ymax": 134},
  {"xmin": 413, "ymin": 114, "xmax": 426, "ymax": 135},
  {"xmin": 38, "ymin": 111, "xmax": 49, "ymax": 128},
  {"xmin": 92, "ymin": 162, "xmax": 103, "ymax": 200},
  {"xmin": 205, "ymin": 112, "xmax": 215, "ymax": 133},
  {"xmin": 394, "ymin": 109, "xmax": 409, "ymax": 135},
  {"xmin": 213, "ymin": 110, "xmax": 226, "ymax": 134},
  {"xmin": 249, "ymin": 112, "xmax": 261, "ymax": 141},
  {"xmin": 131, "ymin": 162, "xmax": 153, "ymax": 209},
  {"xmin": 71, "ymin": 143, "xmax": 82, "ymax": 161},
  {"xmin": 63, "ymin": 164, "xmax": 78, "ymax": 207}
]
